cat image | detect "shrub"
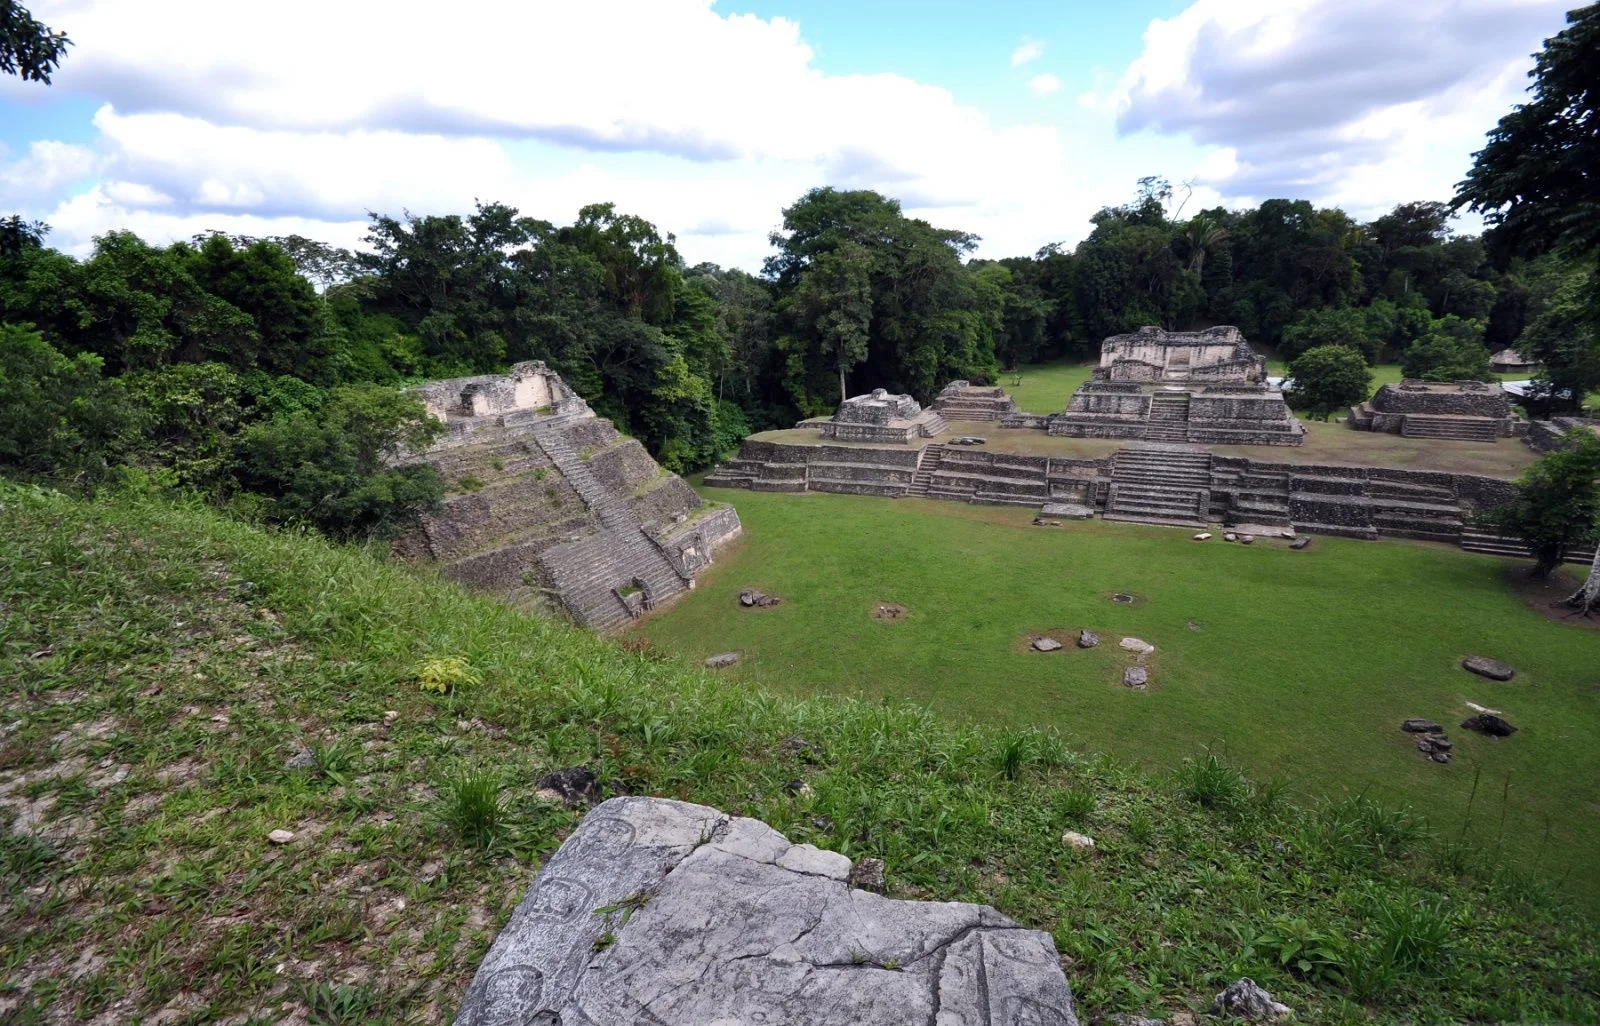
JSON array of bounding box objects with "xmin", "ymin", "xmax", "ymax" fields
[
  {"xmin": 413, "ymin": 656, "xmax": 481, "ymax": 695},
  {"xmin": 0, "ymin": 323, "xmax": 136, "ymax": 484},
  {"xmin": 234, "ymin": 382, "xmax": 445, "ymax": 538}
]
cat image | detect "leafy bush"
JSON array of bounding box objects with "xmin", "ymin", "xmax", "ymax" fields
[
  {"xmin": 123, "ymin": 361, "xmax": 248, "ymax": 491},
  {"xmin": 0, "ymin": 323, "xmax": 137, "ymax": 484},
  {"xmin": 234, "ymin": 382, "xmax": 445, "ymax": 538},
  {"xmin": 412, "ymin": 655, "xmax": 481, "ymax": 695}
]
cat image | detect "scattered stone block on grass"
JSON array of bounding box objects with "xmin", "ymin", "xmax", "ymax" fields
[
  {"xmin": 1040, "ymin": 503, "xmax": 1093, "ymax": 520},
  {"xmin": 1123, "ymin": 667, "xmax": 1149, "ymax": 689},
  {"xmin": 704, "ymin": 652, "xmax": 740, "ymax": 669},
  {"xmin": 536, "ymin": 767, "xmax": 600, "ymax": 807},
  {"xmin": 452, "ymin": 797, "xmax": 1080, "ymax": 1026},
  {"xmin": 1290, "ymin": 538, "xmax": 1311, "ymax": 550},
  {"xmin": 1239, "ymin": 535, "xmax": 1255, "ymax": 545},
  {"xmin": 1462, "ymin": 713, "xmax": 1518, "ymax": 737},
  {"xmin": 1119, "ymin": 637, "xmax": 1154, "ymax": 656},
  {"xmin": 738, "ymin": 589, "xmax": 781, "ymax": 608},
  {"xmin": 848, "ymin": 856, "xmax": 886, "ymax": 893},
  {"xmin": 267, "ymin": 829, "xmax": 295, "ymax": 845},
  {"xmin": 1401, "ymin": 719, "xmax": 1444, "ymax": 734},
  {"xmin": 1061, "ymin": 830, "xmax": 1096, "ymax": 850},
  {"xmin": 1462, "ymin": 656, "xmax": 1515, "ymax": 681},
  {"xmin": 1193, "ymin": 532, "xmax": 1212, "ymax": 541},
  {"xmin": 1211, "ymin": 977, "xmax": 1291, "ymax": 1021},
  {"xmin": 1032, "ymin": 637, "xmax": 1064, "ymax": 652},
  {"xmin": 1077, "ymin": 630, "xmax": 1100, "ymax": 649},
  {"xmin": 1223, "ymin": 533, "xmax": 1237, "ymax": 542}
]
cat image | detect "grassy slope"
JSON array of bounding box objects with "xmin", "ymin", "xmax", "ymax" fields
[
  {"xmin": 2, "ymin": 485, "xmax": 1597, "ymax": 1025},
  {"xmin": 641, "ymin": 488, "xmax": 1600, "ymax": 910}
]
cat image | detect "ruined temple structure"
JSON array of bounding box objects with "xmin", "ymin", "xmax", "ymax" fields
[
  {"xmin": 1046, "ymin": 326, "xmax": 1305, "ymax": 446},
  {"xmin": 1347, "ymin": 380, "xmax": 1526, "ymax": 442},
  {"xmin": 814, "ymin": 388, "xmax": 949, "ymax": 443},
  {"xmin": 394, "ymin": 362, "xmax": 740, "ymax": 631},
  {"xmin": 931, "ymin": 380, "xmax": 1019, "ymax": 420}
]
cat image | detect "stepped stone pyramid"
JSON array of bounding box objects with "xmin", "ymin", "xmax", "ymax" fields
[{"xmin": 393, "ymin": 362, "xmax": 740, "ymax": 630}]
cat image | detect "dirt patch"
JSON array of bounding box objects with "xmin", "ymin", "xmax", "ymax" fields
[
  {"xmin": 871, "ymin": 603, "xmax": 909, "ymax": 623},
  {"xmin": 1505, "ymin": 565, "xmax": 1600, "ymax": 631},
  {"xmin": 1012, "ymin": 628, "xmax": 1082, "ymax": 653},
  {"xmin": 1106, "ymin": 592, "xmax": 1144, "ymax": 606}
]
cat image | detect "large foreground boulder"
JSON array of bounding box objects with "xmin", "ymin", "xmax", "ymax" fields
[{"xmin": 453, "ymin": 796, "xmax": 1079, "ymax": 1025}]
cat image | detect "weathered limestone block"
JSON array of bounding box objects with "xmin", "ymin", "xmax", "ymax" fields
[{"xmin": 454, "ymin": 797, "xmax": 1079, "ymax": 1026}]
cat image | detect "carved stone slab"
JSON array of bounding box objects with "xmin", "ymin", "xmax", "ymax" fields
[{"xmin": 454, "ymin": 796, "xmax": 1079, "ymax": 1026}]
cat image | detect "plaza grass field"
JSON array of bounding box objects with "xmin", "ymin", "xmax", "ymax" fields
[{"xmin": 640, "ymin": 486, "xmax": 1600, "ymax": 907}]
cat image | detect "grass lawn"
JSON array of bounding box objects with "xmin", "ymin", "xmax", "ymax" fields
[
  {"xmin": 641, "ymin": 487, "xmax": 1600, "ymax": 907},
  {"xmin": 5, "ymin": 485, "xmax": 1599, "ymax": 1023}
]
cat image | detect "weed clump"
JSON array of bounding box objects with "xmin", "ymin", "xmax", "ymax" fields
[
  {"xmin": 1175, "ymin": 750, "xmax": 1249, "ymax": 810},
  {"xmin": 413, "ymin": 655, "xmax": 481, "ymax": 695},
  {"xmin": 444, "ymin": 771, "xmax": 503, "ymax": 848}
]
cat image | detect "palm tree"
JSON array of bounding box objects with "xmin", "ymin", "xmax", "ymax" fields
[{"xmin": 1182, "ymin": 215, "xmax": 1229, "ymax": 274}]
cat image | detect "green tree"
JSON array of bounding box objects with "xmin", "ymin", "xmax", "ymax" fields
[
  {"xmin": 1516, "ymin": 272, "xmax": 1600, "ymax": 414},
  {"xmin": 1400, "ymin": 332, "xmax": 1494, "ymax": 382},
  {"xmin": 0, "ymin": 323, "xmax": 134, "ymax": 482},
  {"xmin": 1483, "ymin": 430, "xmax": 1600, "ymax": 583},
  {"xmin": 1181, "ymin": 214, "xmax": 1230, "ymax": 274},
  {"xmin": 1288, "ymin": 345, "xmax": 1372, "ymax": 420},
  {"xmin": 1280, "ymin": 307, "xmax": 1377, "ymax": 363},
  {"xmin": 1, "ymin": 1, "xmax": 70, "ymax": 82},
  {"xmin": 1455, "ymin": 5, "xmax": 1600, "ymax": 264},
  {"xmin": 234, "ymin": 384, "xmax": 445, "ymax": 538}
]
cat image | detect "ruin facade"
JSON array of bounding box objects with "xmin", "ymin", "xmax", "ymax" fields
[
  {"xmin": 1347, "ymin": 380, "xmax": 1526, "ymax": 442},
  {"xmin": 396, "ymin": 362, "xmax": 740, "ymax": 630},
  {"xmin": 815, "ymin": 388, "xmax": 948, "ymax": 443},
  {"xmin": 1047, "ymin": 326, "xmax": 1304, "ymax": 446}
]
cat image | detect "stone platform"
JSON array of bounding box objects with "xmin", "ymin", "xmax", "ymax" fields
[
  {"xmin": 816, "ymin": 388, "xmax": 948, "ymax": 443},
  {"xmin": 453, "ymin": 797, "xmax": 1079, "ymax": 1026},
  {"xmin": 1348, "ymin": 380, "xmax": 1524, "ymax": 442}
]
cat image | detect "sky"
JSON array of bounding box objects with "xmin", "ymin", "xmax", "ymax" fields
[{"xmin": 0, "ymin": 0, "xmax": 1573, "ymax": 270}]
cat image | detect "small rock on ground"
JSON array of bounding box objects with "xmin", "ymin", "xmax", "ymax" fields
[
  {"xmin": 1119, "ymin": 637, "xmax": 1154, "ymax": 656},
  {"xmin": 1239, "ymin": 535, "xmax": 1255, "ymax": 545},
  {"xmin": 783, "ymin": 779, "xmax": 814, "ymax": 797},
  {"xmin": 1123, "ymin": 667, "xmax": 1149, "ymax": 689},
  {"xmin": 848, "ymin": 856, "xmax": 886, "ymax": 893},
  {"xmin": 268, "ymin": 829, "xmax": 295, "ymax": 845},
  {"xmin": 536, "ymin": 766, "xmax": 601, "ymax": 807},
  {"xmin": 1401, "ymin": 718, "xmax": 1443, "ymax": 733},
  {"xmin": 1223, "ymin": 533, "xmax": 1238, "ymax": 542},
  {"xmin": 1462, "ymin": 655, "xmax": 1515, "ymax": 681},
  {"xmin": 1193, "ymin": 532, "xmax": 1212, "ymax": 541},
  {"xmin": 1462, "ymin": 713, "xmax": 1518, "ymax": 737},
  {"xmin": 1290, "ymin": 538, "xmax": 1311, "ymax": 550},
  {"xmin": 1032, "ymin": 637, "xmax": 1064, "ymax": 652},
  {"xmin": 284, "ymin": 749, "xmax": 315, "ymax": 771},
  {"xmin": 1078, "ymin": 630, "xmax": 1100, "ymax": 649},
  {"xmin": 1061, "ymin": 830, "xmax": 1096, "ymax": 850},
  {"xmin": 704, "ymin": 652, "xmax": 740, "ymax": 669},
  {"xmin": 739, "ymin": 589, "xmax": 780, "ymax": 608},
  {"xmin": 1212, "ymin": 977, "xmax": 1291, "ymax": 1021}
]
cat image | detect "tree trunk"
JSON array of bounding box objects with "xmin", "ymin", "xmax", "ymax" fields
[
  {"xmin": 1567, "ymin": 544, "xmax": 1600, "ymax": 615},
  {"xmin": 839, "ymin": 365, "xmax": 847, "ymax": 404}
]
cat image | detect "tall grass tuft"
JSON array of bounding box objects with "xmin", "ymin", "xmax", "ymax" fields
[
  {"xmin": 1175, "ymin": 750, "xmax": 1249, "ymax": 810},
  {"xmin": 444, "ymin": 771, "xmax": 503, "ymax": 848},
  {"xmin": 1372, "ymin": 896, "xmax": 1454, "ymax": 971}
]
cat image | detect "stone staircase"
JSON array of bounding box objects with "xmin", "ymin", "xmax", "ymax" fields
[
  {"xmin": 1400, "ymin": 414, "xmax": 1499, "ymax": 441},
  {"xmin": 1102, "ymin": 446, "xmax": 1212, "ymax": 528},
  {"xmin": 932, "ymin": 387, "xmax": 1015, "ymax": 421},
  {"xmin": 906, "ymin": 444, "xmax": 947, "ymax": 497},
  {"xmin": 1459, "ymin": 528, "xmax": 1598, "ymax": 563},
  {"xmin": 530, "ymin": 423, "xmax": 689, "ymax": 630},
  {"xmin": 1143, "ymin": 393, "xmax": 1191, "ymax": 443}
]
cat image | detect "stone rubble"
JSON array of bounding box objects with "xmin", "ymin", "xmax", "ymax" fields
[
  {"xmin": 1061, "ymin": 831, "xmax": 1096, "ymax": 850},
  {"xmin": 1123, "ymin": 667, "xmax": 1150, "ymax": 689},
  {"xmin": 1462, "ymin": 656, "xmax": 1516, "ymax": 681},
  {"xmin": 1077, "ymin": 630, "xmax": 1101, "ymax": 649},
  {"xmin": 1032, "ymin": 637, "xmax": 1065, "ymax": 652},
  {"xmin": 535, "ymin": 767, "xmax": 600, "ymax": 807},
  {"xmin": 1211, "ymin": 977, "xmax": 1291, "ymax": 1021},
  {"xmin": 703, "ymin": 652, "xmax": 740, "ymax": 669}
]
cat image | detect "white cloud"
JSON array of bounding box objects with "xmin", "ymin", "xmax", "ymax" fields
[
  {"xmin": 1094, "ymin": 0, "xmax": 1569, "ymax": 216},
  {"xmin": 16, "ymin": 0, "xmax": 1167, "ymax": 268},
  {"xmin": 1029, "ymin": 73, "xmax": 1063, "ymax": 97},
  {"xmin": 0, "ymin": 140, "xmax": 99, "ymax": 200},
  {"xmin": 1010, "ymin": 38, "xmax": 1046, "ymax": 66}
]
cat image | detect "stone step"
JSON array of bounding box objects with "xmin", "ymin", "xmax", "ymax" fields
[
  {"xmin": 1291, "ymin": 520, "xmax": 1380, "ymax": 540},
  {"xmin": 1102, "ymin": 511, "xmax": 1210, "ymax": 529}
]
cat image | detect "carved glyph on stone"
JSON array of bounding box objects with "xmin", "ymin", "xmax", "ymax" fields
[{"xmin": 452, "ymin": 796, "xmax": 1079, "ymax": 1026}]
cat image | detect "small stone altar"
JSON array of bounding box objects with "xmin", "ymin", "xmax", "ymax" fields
[
  {"xmin": 1347, "ymin": 380, "xmax": 1524, "ymax": 442},
  {"xmin": 932, "ymin": 380, "xmax": 1019, "ymax": 421},
  {"xmin": 817, "ymin": 388, "xmax": 949, "ymax": 443},
  {"xmin": 1048, "ymin": 326, "xmax": 1304, "ymax": 446},
  {"xmin": 453, "ymin": 796, "xmax": 1079, "ymax": 1026}
]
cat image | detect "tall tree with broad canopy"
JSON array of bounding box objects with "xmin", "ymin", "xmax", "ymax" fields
[{"xmin": 1287, "ymin": 345, "xmax": 1371, "ymax": 421}]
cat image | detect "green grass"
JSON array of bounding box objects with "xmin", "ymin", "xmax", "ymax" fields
[
  {"xmin": 2, "ymin": 483, "xmax": 1598, "ymax": 1024},
  {"xmin": 642, "ymin": 488, "xmax": 1600, "ymax": 910}
]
